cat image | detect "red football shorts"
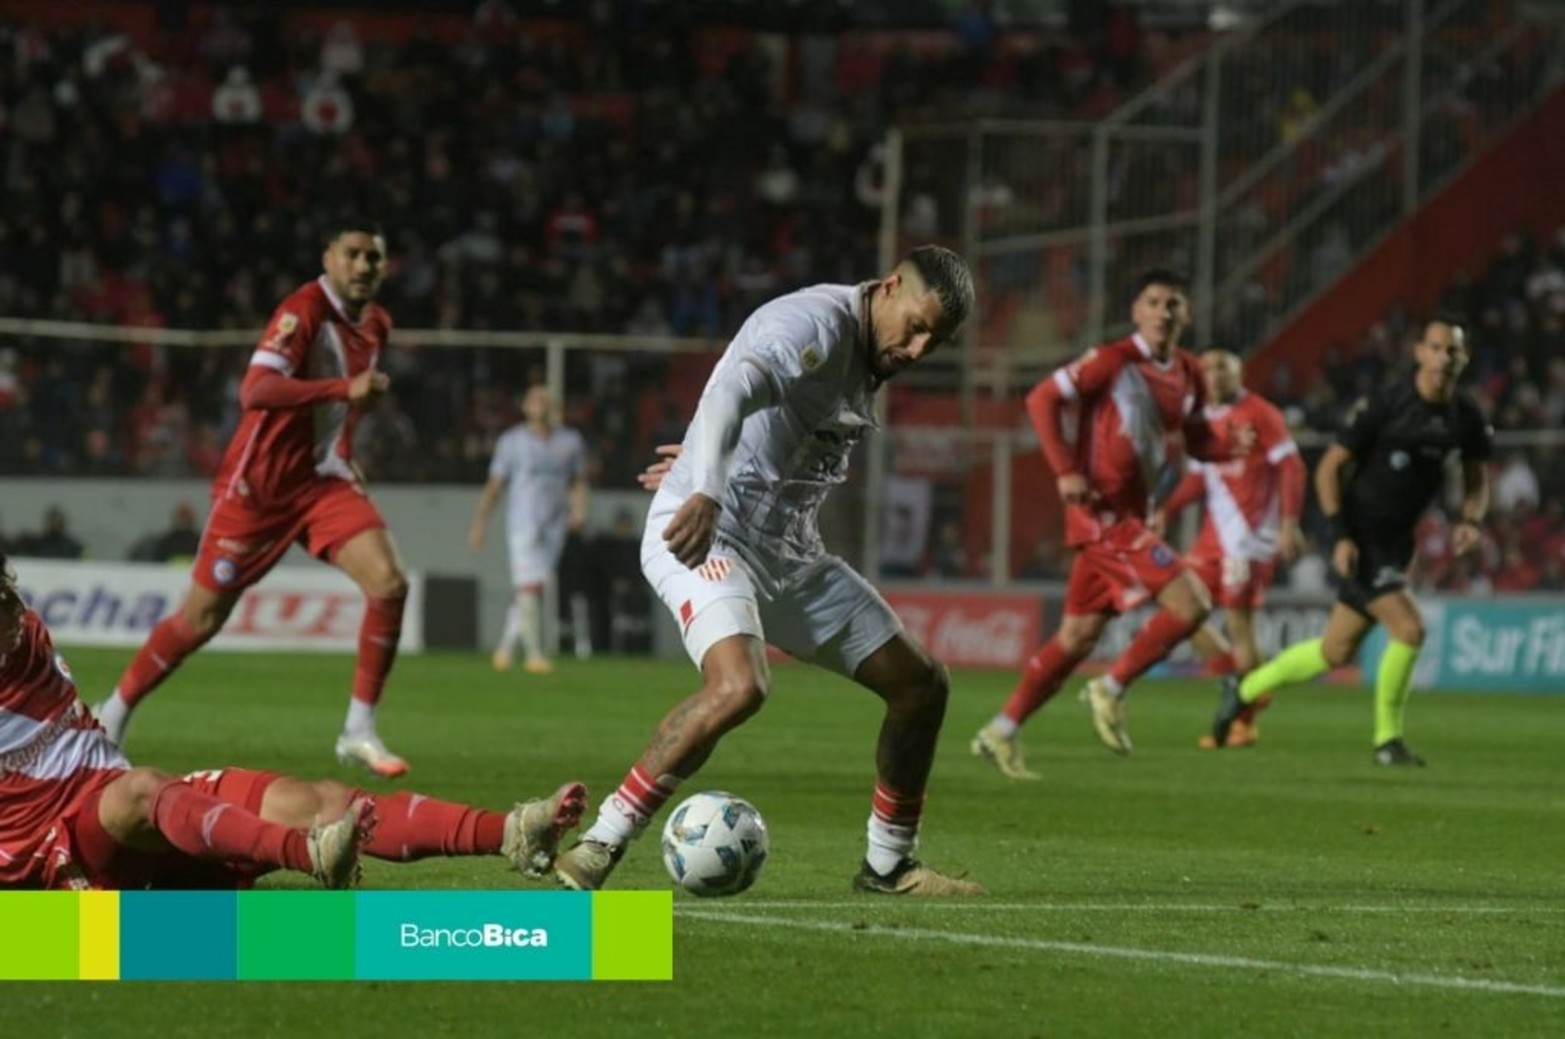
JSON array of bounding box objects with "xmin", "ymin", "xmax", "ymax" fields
[
  {"xmin": 1064, "ymin": 528, "xmax": 1187, "ymax": 616},
  {"xmin": 1184, "ymin": 551, "xmax": 1278, "ymax": 609},
  {"xmin": 193, "ymin": 480, "xmax": 386, "ymax": 592},
  {"xmin": 61, "ymin": 767, "xmax": 282, "ymax": 890}
]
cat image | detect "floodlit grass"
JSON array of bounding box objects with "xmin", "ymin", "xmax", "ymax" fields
[{"xmin": 10, "ymin": 649, "xmax": 1563, "ymax": 1038}]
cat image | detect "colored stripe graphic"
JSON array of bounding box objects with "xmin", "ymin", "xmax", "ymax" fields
[{"xmin": 0, "ymin": 891, "xmax": 672, "ymax": 981}]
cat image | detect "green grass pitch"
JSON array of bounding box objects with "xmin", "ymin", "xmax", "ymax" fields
[{"xmin": 9, "ymin": 649, "xmax": 1563, "ymax": 1038}]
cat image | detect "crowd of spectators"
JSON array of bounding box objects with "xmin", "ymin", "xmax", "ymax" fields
[{"xmin": 0, "ymin": 1, "xmax": 1179, "ymax": 487}]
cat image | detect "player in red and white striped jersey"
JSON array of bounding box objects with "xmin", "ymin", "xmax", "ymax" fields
[
  {"xmin": 95, "ymin": 219, "xmax": 415, "ymax": 777},
  {"xmin": 972, "ymin": 270, "xmax": 1250, "ymax": 776},
  {"xmin": 0, "ymin": 555, "xmax": 586, "ymax": 890},
  {"xmin": 1158, "ymin": 350, "xmax": 1307, "ymax": 748}
]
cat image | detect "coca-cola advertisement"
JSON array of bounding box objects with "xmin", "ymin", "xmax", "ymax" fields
[{"xmin": 883, "ymin": 590, "xmax": 1043, "ymax": 669}]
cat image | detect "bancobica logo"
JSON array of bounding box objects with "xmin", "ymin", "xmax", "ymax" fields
[{"xmin": 399, "ymin": 922, "xmax": 549, "ymax": 949}]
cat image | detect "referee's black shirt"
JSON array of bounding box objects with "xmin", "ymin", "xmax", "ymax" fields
[{"xmin": 1337, "ymin": 372, "xmax": 1494, "ymax": 538}]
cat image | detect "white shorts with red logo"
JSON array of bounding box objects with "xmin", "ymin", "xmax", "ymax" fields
[{"xmin": 640, "ymin": 496, "xmax": 902, "ymax": 680}]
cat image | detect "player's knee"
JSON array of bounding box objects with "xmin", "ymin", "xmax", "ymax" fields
[
  {"xmin": 125, "ymin": 768, "xmax": 176, "ymax": 819},
  {"xmin": 366, "ymin": 566, "xmax": 409, "ymax": 602},
  {"xmin": 1058, "ymin": 625, "xmax": 1101, "ymax": 657},
  {"xmin": 905, "ymin": 658, "xmax": 951, "ymax": 713},
  {"xmin": 181, "ymin": 601, "xmax": 229, "ymax": 640},
  {"xmin": 1321, "ymin": 637, "xmax": 1355, "ymax": 669},
  {"xmin": 310, "ymin": 780, "xmax": 359, "ymax": 821},
  {"xmin": 704, "ymin": 670, "xmax": 769, "ymax": 725},
  {"xmin": 1391, "ymin": 618, "xmax": 1426, "ymax": 648}
]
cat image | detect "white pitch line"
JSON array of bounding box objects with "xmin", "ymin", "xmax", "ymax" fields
[
  {"xmin": 679, "ymin": 900, "xmax": 1563, "ymax": 914},
  {"xmin": 676, "ymin": 910, "xmax": 1565, "ymax": 999}
]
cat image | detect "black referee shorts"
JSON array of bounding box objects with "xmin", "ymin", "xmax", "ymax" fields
[{"xmin": 1336, "ymin": 529, "xmax": 1415, "ymax": 617}]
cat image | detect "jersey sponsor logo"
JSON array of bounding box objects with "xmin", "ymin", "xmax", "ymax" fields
[
  {"xmin": 696, "ymin": 557, "xmax": 732, "ymax": 583},
  {"xmin": 212, "ymin": 558, "xmax": 239, "ymax": 585},
  {"xmin": 800, "ymin": 344, "xmax": 823, "ymax": 371}
]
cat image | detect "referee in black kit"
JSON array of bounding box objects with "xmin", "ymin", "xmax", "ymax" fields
[{"xmin": 1213, "ymin": 316, "xmax": 1493, "ymax": 765}]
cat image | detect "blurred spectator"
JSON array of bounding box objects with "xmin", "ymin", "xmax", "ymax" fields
[
  {"xmin": 1493, "ymin": 453, "xmax": 1540, "ymax": 513},
  {"xmin": 16, "ymin": 506, "xmax": 85, "ymax": 559},
  {"xmin": 929, "ymin": 519, "xmax": 969, "ymax": 579},
  {"xmin": 211, "ymin": 67, "xmax": 262, "ymax": 124},
  {"xmin": 128, "ymin": 501, "xmax": 202, "ymax": 562}
]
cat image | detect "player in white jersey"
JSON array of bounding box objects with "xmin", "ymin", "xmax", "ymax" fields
[
  {"xmin": 552, "ymin": 246, "xmax": 985, "ymax": 896},
  {"xmin": 469, "ymin": 385, "xmax": 588, "ymax": 674}
]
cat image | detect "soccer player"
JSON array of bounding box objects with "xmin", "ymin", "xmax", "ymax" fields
[
  {"xmin": 551, "ymin": 246, "xmax": 985, "ymax": 896},
  {"xmin": 95, "ymin": 219, "xmax": 416, "ymax": 777},
  {"xmin": 971, "ymin": 269, "xmax": 1243, "ymax": 778},
  {"xmin": 468, "ymin": 385, "xmax": 588, "ymax": 674},
  {"xmin": 1157, "ymin": 349, "xmax": 1307, "ymax": 748},
  {"xmin": 1211, "ymin": 317, "xmax": 1492, "ymax": 765},
  {"xmin": 0, "ymin": 553, "xmax": 587, "ymax": 890}
]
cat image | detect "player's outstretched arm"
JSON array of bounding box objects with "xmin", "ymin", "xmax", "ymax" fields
[{"xmin": 240, "ymin": 366, "xmax": 388, "ymax": 411}]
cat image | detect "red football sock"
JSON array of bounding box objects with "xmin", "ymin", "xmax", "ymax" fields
[
  {"xmin": 1001, "ymin": 638, "xmax": 1087, "ymax": 726},
  {"xmin": 871, "ymin": 781, "xmax": 925, "ymax": 830},
  {"xmin": 352, "ymin": 595, "xmax": 406, "ymax": 706},
  {"xmin": 1108, "ymin": 609, "xmax": 1201, "ymax": 687},
  {"xmin": 150, "ymin": 780, "xmax": 311, "ymax": 872},
  {"xmin": 115, "ymin": 614, "xmax": 210, "ymax": 707},
  {"xmin": 360, "ymin": 791, "xmax": 507, "ymax": 862}
]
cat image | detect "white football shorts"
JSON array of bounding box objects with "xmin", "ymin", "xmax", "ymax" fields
[
  {"xmin": 641, "ymin": 494, "xmax": 903, "ymax": 680},
  {"xmin": 508, "ymin": 521, "xmax": 569, "ymax": 587}
]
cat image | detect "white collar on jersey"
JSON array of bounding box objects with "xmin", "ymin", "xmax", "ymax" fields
[
  {"xmin": 1132, "ymin": 332, "xmax": 1175, "ymax": 369},
  {"xmin": 317, "ymin": 275, "xmax": 367, "ymax": 326}
]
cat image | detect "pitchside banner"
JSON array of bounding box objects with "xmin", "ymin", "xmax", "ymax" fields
[
  {"xmin": 1360, "ymin": 599, "xmax": 1565, "ymax": 692},
  {"xmin": 11, "ymin": 558, "xmax": 425, "ymax": 653},
  {"xmin": 882, "ymin": 590, "xmax": 1044, "ymax": 669},
  {"xmin": 0, "ymin": 891, "xmax": 671, "ymax": 981}
]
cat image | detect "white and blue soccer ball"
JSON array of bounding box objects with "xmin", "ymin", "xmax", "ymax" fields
[{"xmin": 660, "ymin": 791, "xmax": 769, "ymax": 897}]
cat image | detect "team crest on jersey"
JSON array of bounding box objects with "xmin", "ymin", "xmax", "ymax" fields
[
  {"xmin": 800, "ymin": 344, "xmax": 823, "ymax": 372},
  {"xmin": 696, "ymin": 557, "xmax": 733, "ymax": 583},
  {"xmin": 212, "ymin": 557, "xmax": 238, "ymax": 585},
  {"xmin": 275, "ymin": 313, "xmax": 298, "ymax": 337},
  {"xmin": 1150, "ymin": 543, "xmax": 1177, "ymax": 568}
]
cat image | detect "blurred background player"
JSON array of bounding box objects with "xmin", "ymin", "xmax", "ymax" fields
[
  {"xmin": 552, "ymin": 246, "xmax": 984, "ymax": 896},
  {"xmin": 0, "ymin": 552, "xmax": 588, "ymax": 890},
  {"xmin": 1213, "ymin": 317, "xmax": 1492, "ymax": 765},
  {"xmin": 971, "ymin": 269, "xmax": 1245, "ymax": 777},
  {"xmin": 468, "ymin": 385, "xmax": 589, "ymax": 674},
  {"xmin": 95, "ymin": 219, "xmax": 416, "ymax": 778},
  {"xmin": 1156, "ymin": 349, "xmax": 1307, "ymax": 749}
]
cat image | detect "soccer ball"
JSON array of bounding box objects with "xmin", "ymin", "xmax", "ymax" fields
[{"xmin": 660, "ymin": 791, "xmax": 769, "ymax": 897}]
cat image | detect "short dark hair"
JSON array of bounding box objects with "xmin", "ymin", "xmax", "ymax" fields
[
  {"xmin": 1418, "ymin": 313, "xmax": 1466, "ymax": 340},
  {"xmin": 1130, "ymin": 268, "xmax": 1190, "ymax": 303},
  {"xmin": 323, "ymin": 216, "xmax": 385, "ymax": 250},
  {"xmin": 905, "ymin": 245, "xmax": 975, "ymax": 330}
]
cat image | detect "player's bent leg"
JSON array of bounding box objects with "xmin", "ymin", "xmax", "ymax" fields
[
  {"xmin": 557, "ymin": 631, "xmax": 769, "ymax": 891},
  {"xmin": 96, "ymin": 584, "xmax": 238, "ymax": 746},
  {"xmin": 331, "ymin": 528, "xmax": 411, "ymax": 777},
  {"xmin": 1365, "ymin": 591, "xmax": 1427, "ymax": 766},
  {"xmin": 1215, "ymin": 605, "xmax": 1372, "ymax": 746},
  {"xmin": 851, "ymin": 634, "xmax": 983, "ymax": 896},
  {"xmin": 1085, "ymin": 570, "xmax": 1211, "ymax": 755},
  {"xmin": 1203, "ymin": 607, "xmax": 1268, "ymax": 749},
  {"xmin": 974, "ymin": 611, "xmax": 1105, "ymax": 779}
]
